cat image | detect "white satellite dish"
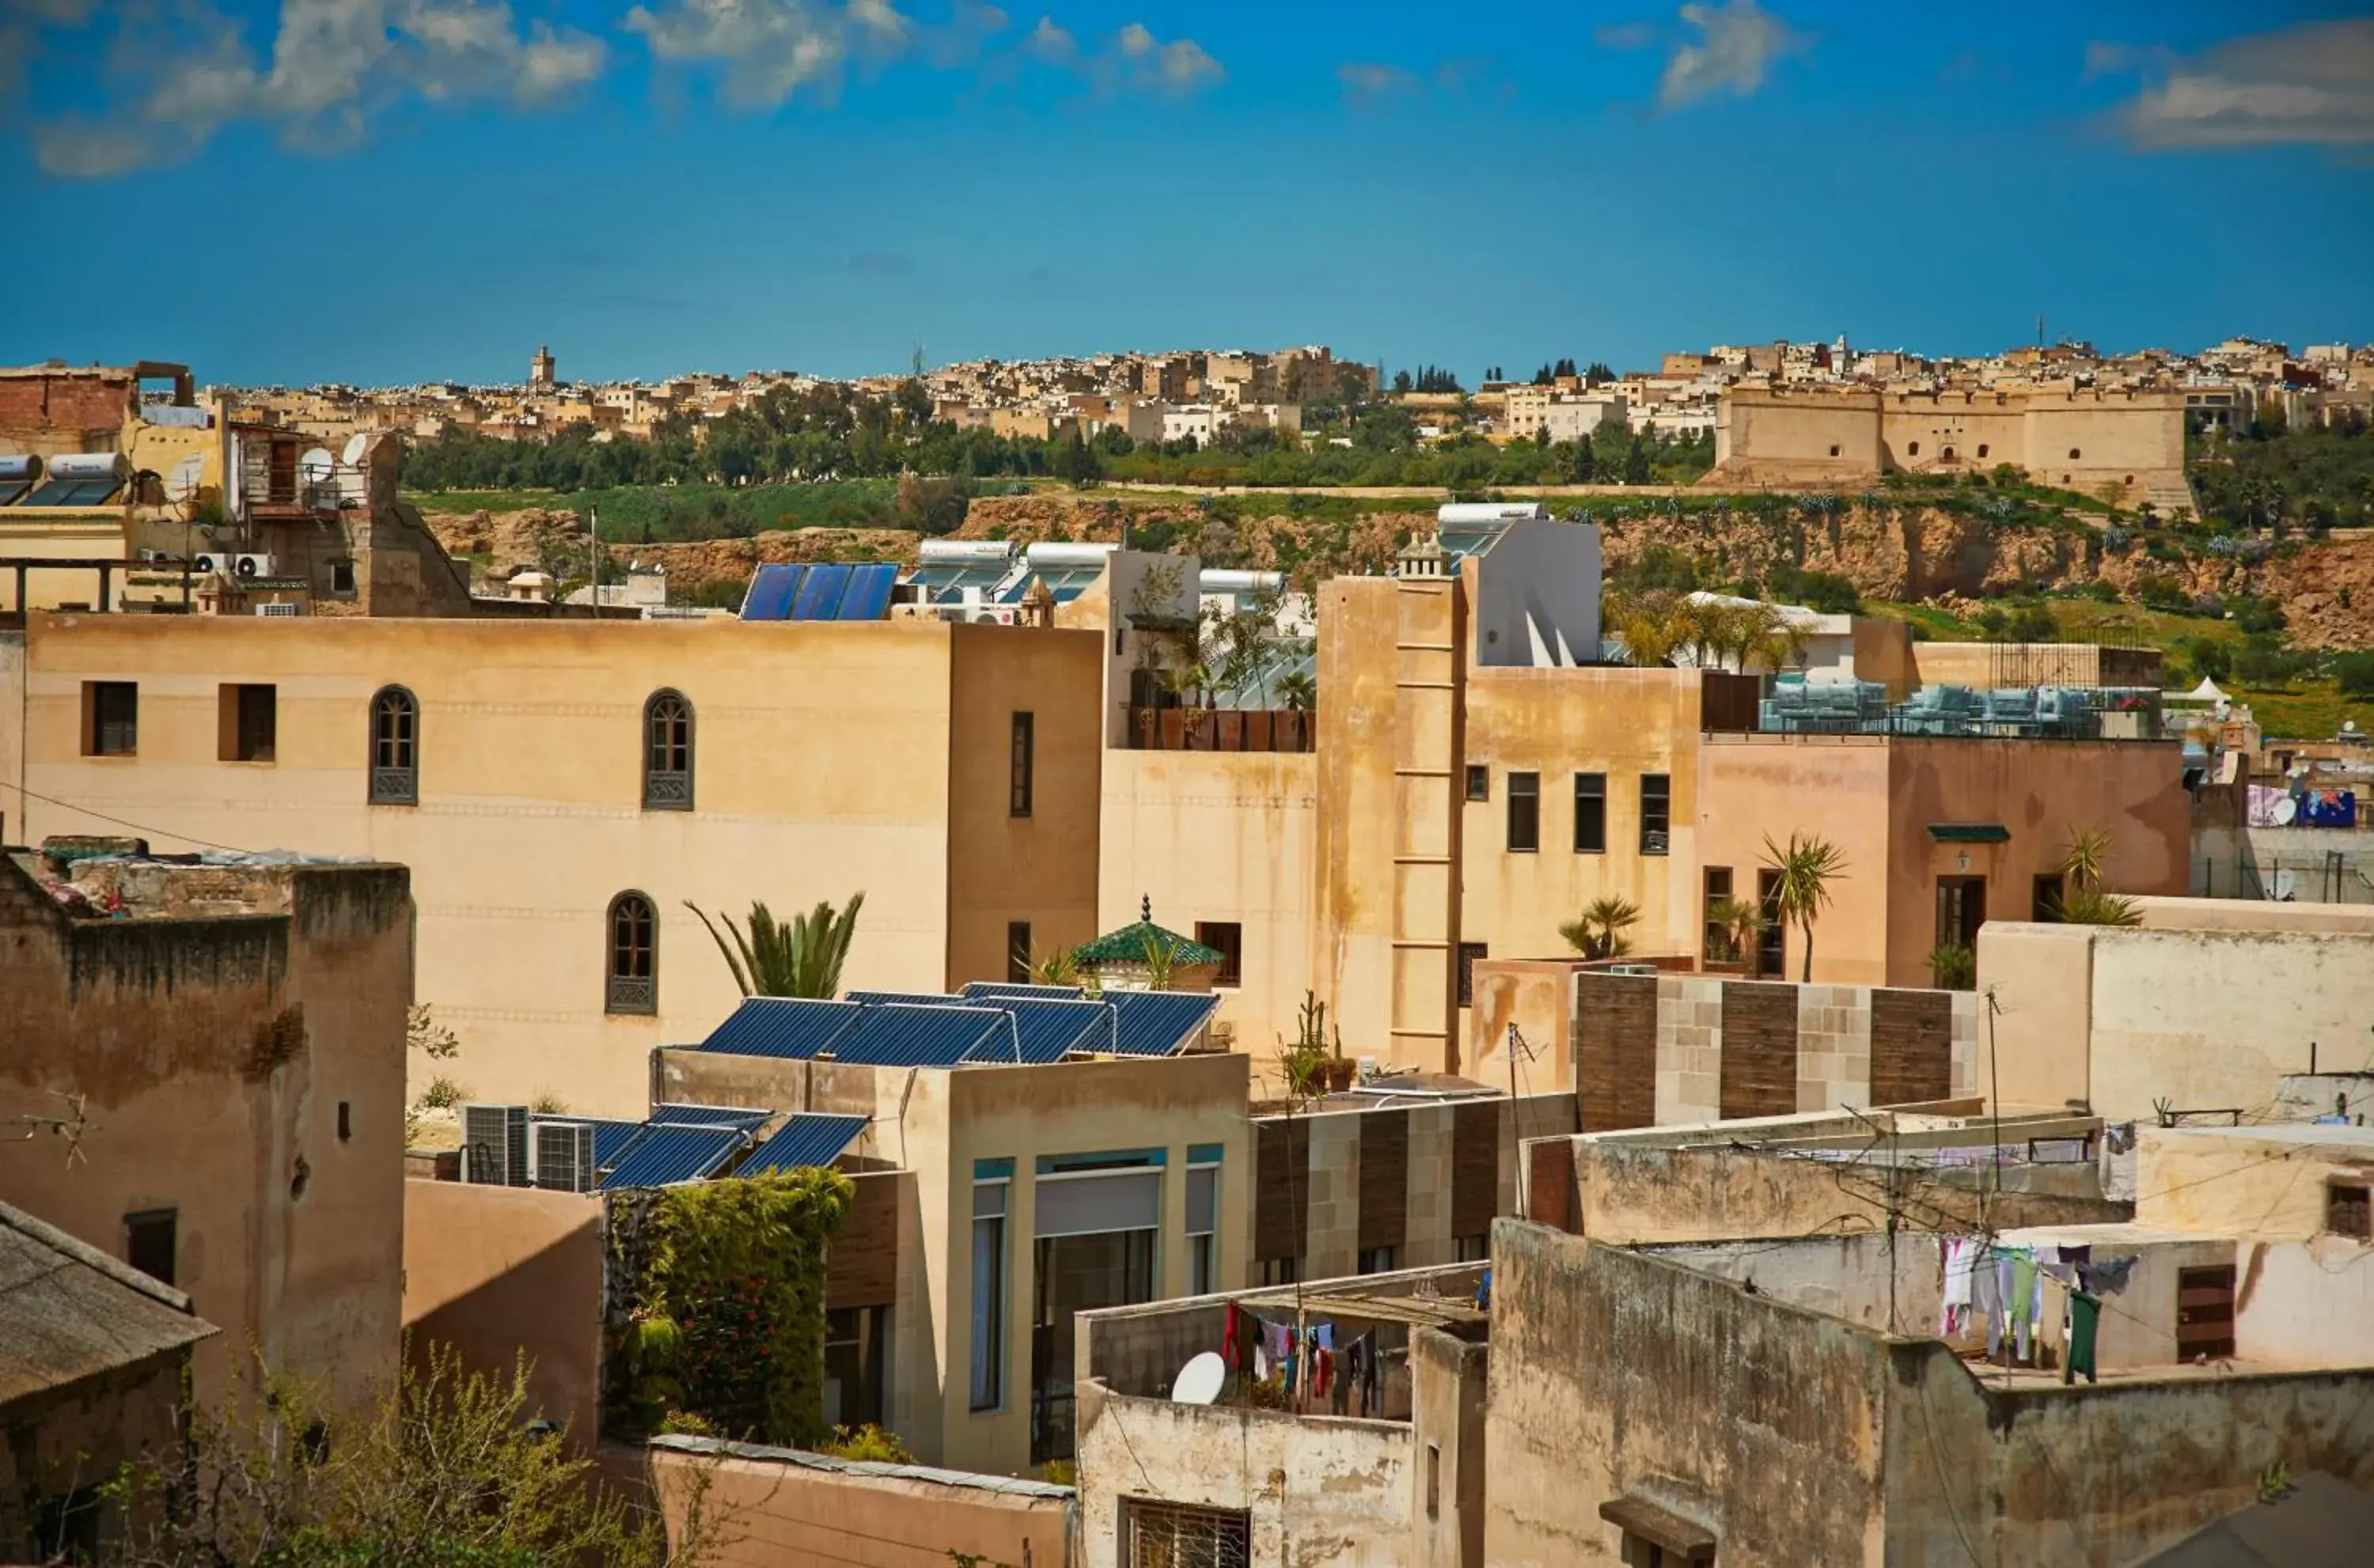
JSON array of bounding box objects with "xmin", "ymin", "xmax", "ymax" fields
[
  {"xmin": 2273, "ymin": 797, "xmax": 2298, "ymax": 826},
  {"xmin": 165, "ymin": 453, "xmax": 204, "ymax": 501},
  {"xmin": 340, "ymin": 433, "xmax": 369, "ymax": 465},
  {"xmin": 298, "ymin": 447, "xmax": 336, "ymax": 486},
  {"xmin": 1170, "ymin": 1351, "xmax": 1225, "ymax": 1406}
]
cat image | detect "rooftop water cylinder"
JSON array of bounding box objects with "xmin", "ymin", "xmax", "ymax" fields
[
  {"xmin": 0, "ymin": 454, "xmax": 40, "ymax": 481},
  {"xmin": 1198, "ymin": 570, "xmax": 1285, "ymax": 595},
  {"xmin": 1024, "ymin": 542, "xmax": 1120, "ymax": 569},
  {"xmin": 45, "ymin": 452, "xmax": 125, "ymax": 480},
  {"xmin": 917, "ymin": 539, "xmax": 1016, "ymax": 563},
  {"xmin": 1437, "ymin": 502, "xmax": 1548, "ymax": 525}
]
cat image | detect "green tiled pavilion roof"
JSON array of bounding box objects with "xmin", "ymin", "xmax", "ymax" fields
[{"xmin": 1076, "ymin": 898, "xmax": 1225, "ymax": 966}]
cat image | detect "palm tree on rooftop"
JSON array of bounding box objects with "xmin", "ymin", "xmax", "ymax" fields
[
  {"xmin": 686, "ymin": 893, "xmax": 865, "ymax": 998},
  {"xmin": 1761, "ymin": 832, "xmax": 1847, "ymax": 983}
]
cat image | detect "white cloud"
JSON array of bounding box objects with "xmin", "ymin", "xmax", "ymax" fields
[
  {"xmin": 2094, "ymin": 19, "xmax": 2374, "ymax": 150},
  {"xmin": 30, "ymin": 0, "xmax": 609, "ymax": 178},
  {"xmin": 1018, "ymin": 13, "xmax": 1218, "ymax": 97},
  {"xmin": 1656, "ymin": 0, "xmax": 1807, "ymax": 110}
]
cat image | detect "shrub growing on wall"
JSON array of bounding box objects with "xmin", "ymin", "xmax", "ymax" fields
[{"xmin": 608, "ymin": 1168, "xmax": 852, "ymax": 1447}]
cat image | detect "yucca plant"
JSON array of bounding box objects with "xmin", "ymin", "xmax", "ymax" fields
[
  {"xmin": 1762, "ymin": 831, "xmax": 1848, "ymax": 983},
  {"xmin": 1137, "ymin": 932, "xmax": 1178, "ymax": 991},
  {"xmin": 2058, "ymin": 827, "xmax": 2143, "ymax": 926},
  {"xmin": 1020, "ymin": 945, "xmax": 1082, "ymax": 987},
  {"xmin": 686, "ymin": 893, "xmax": 866, "ymax": 998},
  {"xmin": 1559, "ymin": 896, "xmax": 1642, "ymax": 960}
]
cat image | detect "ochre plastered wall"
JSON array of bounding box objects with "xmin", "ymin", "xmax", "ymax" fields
[
  {"xmin": 17, "ymin": 614, "xmax": 1103, "ymax": 1114},
  {"xmin": 0, "ymin": 863, "xmax": 411, "ymax": 1412}
]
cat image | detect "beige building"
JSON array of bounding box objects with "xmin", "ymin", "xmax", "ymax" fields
[
  {"xmin": 1978, "ymin": 897, "xmax": 2374, "ymax": 1124},
  {"xmin": 1711, "ymin": 384, "xmax": 2192, "ymax": 509},
  {"xmin": 1072, "ymin": 1266, "xmax": 1491, "ymax": 1568},
  {"xmin": 6, "ymin": 614, "xmax": 1106, "ymax": 1113},
  {"xmin": 657, "ymin": 1030, "xmax": 1252, "ymax": 1475},
  {"xmin": 0, "ymin": 843, "xmax": 410, "ymax": 1412}
]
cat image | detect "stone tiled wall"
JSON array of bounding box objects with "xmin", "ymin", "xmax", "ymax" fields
[
  {"xmin": 1405, "ymin": 1104, "xmax": 1457, "ymax": 1268},
  {"xmin": 1633, "ymin": 977, "xmax": 1979, "ymax": 1127},
  {"xmin": 1302, "ymin": 1114, "xmax": 1362, "ymax": 1280},
  {"xmin": 1654, "ymin": 976, "xmax": 1724, "ymax": 1124},
  {"xmin": 1796, "ymin": 984, "xmax": 1874, "ymax": 1112}
]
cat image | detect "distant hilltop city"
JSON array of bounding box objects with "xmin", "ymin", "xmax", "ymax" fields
[{"xmin": 207, "ymin": 334, "xmax": 2369, "ymax": 476}]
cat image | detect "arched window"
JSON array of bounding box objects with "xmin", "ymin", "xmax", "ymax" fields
[
  {"xmin": 606, "ymin": 892, "xmax": 657, "ymax": 1015},
  {"xmin": 643, "ymin": 690, "xmax": 693, "ymax": 810},
  {"xmin": 368, "ymin": 685, "xmax": 419, "ymax": 805}
]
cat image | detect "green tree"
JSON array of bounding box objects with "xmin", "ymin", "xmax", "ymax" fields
[
  {"xmin": 2058, "ymin": 828, "xmax": 2143, "ymax": 926},
  {"xmin": 1558, "ymin": 896, "xmax": 1642, "ymax": 960},
  {"xmin": 1762, "ymin": 832, "xmax": 1848, "ymax": 983},
  {"xmin": 686, "ymin": 895, "xmax": 866, "ymax": 998},
  {"xmin": 100, "ymin": 1345, "xmax": 721, "ymax": 1568}
]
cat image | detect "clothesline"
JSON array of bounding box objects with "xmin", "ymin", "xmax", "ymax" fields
[{"xmin": 1938, "ymin": 1237, "xmax": 2136, "ymax": 1384}]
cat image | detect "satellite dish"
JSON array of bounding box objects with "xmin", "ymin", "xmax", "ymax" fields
[
  {"xmin": 298, "ymin": 448, "xmax": 336, "ymax": 486},
  {"xmin": 2273, "ymin": 797, "xmax": 2298, "ymax": 825},
  {"xmin": 1170, "ymin": 1351, "xmax": 1225, "ymax": 1406},
  {"xmin": 165, "ymin": 453, "xmax": 204, "ymax": 501},
  {"xmin": 340, "ymin": 433, "xmax": 369, "ymax": 465}
]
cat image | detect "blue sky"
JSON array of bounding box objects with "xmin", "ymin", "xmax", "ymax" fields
[{"xmin": 6, "ymin": 1, "xmax": 2372, "ymax": 385}]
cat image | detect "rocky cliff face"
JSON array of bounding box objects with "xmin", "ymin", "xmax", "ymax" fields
[{"xmin": 419, "ymin": 494, "xmax": 2374, "ymax": 648}]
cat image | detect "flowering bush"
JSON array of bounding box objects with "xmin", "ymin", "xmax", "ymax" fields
[{"xmin": 606, "ymin": 1167, "xmax": 851, "ymax": 1447}]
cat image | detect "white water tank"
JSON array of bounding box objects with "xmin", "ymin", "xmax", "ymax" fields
[{"xmin": 1437, "ymin": 502, "xmax": 1547, "ymax": 525}]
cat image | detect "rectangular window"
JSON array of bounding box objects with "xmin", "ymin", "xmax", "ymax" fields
[
  {"xmin": 1007, "ymin": 921, "xmax": 1032, "ymax": 984},
  {"xmin": 125, "ymin": 1208, "xmax": 176, "ymax": 1288},
  {"xmin": 1195, "ymin": 922, "xmax": 1243, "ymax": 988},
  {"xmin": 1639, "ymin": 774, "xmax": 1671, "ymax": 854},
  {"xmin": 1186, "ymin": 1162, "xmax": 1219, "ymax": 1296},
  {"xmin": 1010, "ymin": 710, "xmax": 1034, "ymax": 817},
  {"xmin": 1465, "ymin": 764, "xmax": 1488, "ymax": 801},
  {"xmin": 969, "ymin": 1179, "xmax": 1008, "ymax": 1411},
  {"xmin": 1573, "ymin": 772, "xmax": 1606, "ymax": 854},
  {"xmin": 824, "ymin": 1305, "xmax": 890, "ymax": 1432},
  {"xmin": 1506, "ymin": 771, "xmax": 1539, "ymax": 853},
  {"xmin": 1122, "ymin": 1499, "xmax": 1251, "ymax": 1568},
  {"xmin": 83, "ymin": 681, "xmax": 138, "ymax": 756},
  {"xmin": 1702, "ymin": 866, "xmax": 1734, "ymax": 962},
  {"xmin": 1457, "ymin": 941, "xmax": 1488, "ymax": 1008},
  {"xmin": 1453, "ymin": 1233, "xmax": 1490, "ymax": 1263},
  {"xmin": 1357, "ymin": 1244, "xmax": 1397, "ymax": 1275},
  {"xmin": 2032, "ymin": 874, "xmax": 2066, "ymax": 922},
  {"xmin": 329, "ymin": 559, "xmax": 357, "ymax": 595},
  {"xmin": 220, "ymin": 683, "xmax": 277, "ymax": 763},
  {"xmin": 1756, "ymin": 869, "xmax": 1785, "ymax": 978},
  {"xmin": 1257, "ymin": 1256, "xmax": 1299, "ymax": 1287},
  {"xmin": 1936, "ymin": 877, "xmax": 1987, "ymax": 949},
  {"xmin": 1426, "ymin": 1443, "xmax": 1442, "ymax": 1519},
  {"xmin": 2330, "ymin": 1183, "xmax": 2372, "ymax": 1242}
]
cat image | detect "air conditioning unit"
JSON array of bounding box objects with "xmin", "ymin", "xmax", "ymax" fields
[
  {"xmin": 193, "ymin": 553, "xmax": 227, "ymax": 577},
  {"xmin": 234, "ymin": 553, "xmax": 276, "ymax": 579},
  {"xmin": 461, "ymin": 1104, "xmax": 530, "ymax": 1187},
  {"xmin": 1605, "ymin": 962, "xmax": 1661, "ymax": 976},
  {"xmin": 533, "ymin": 1120, "xmax": 597, "ymax": 1193},
  {"xmin": 254, "ymin": 602, "xmax": 300, "ymax": 618}
]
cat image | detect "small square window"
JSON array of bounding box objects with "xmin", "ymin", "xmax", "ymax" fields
[
  {"xmin": 220, "ymin": 684, "xmax": 276, "ymax": 763},
  {"xmin": 2330, "ymin": 1183, "xmax": 2372, "ymax": 1241},
  {"xmin": 84, "ymin": 681, "xmax": 138, "ymax": 756},
  {"xmin": 1194, "ymin": 921, "xmax": 1243, "ymax": 988},
  {"xmin": 329, "ymin": 560, "xmax": 356, "ymax": 595},
  {"xmin": 125, "ymin": 1208, "xmax": 176, "ymax": 1287},
  {"xmin": 1465, "ymin": 765, "xmax": 1488, "ymax": 801}
]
